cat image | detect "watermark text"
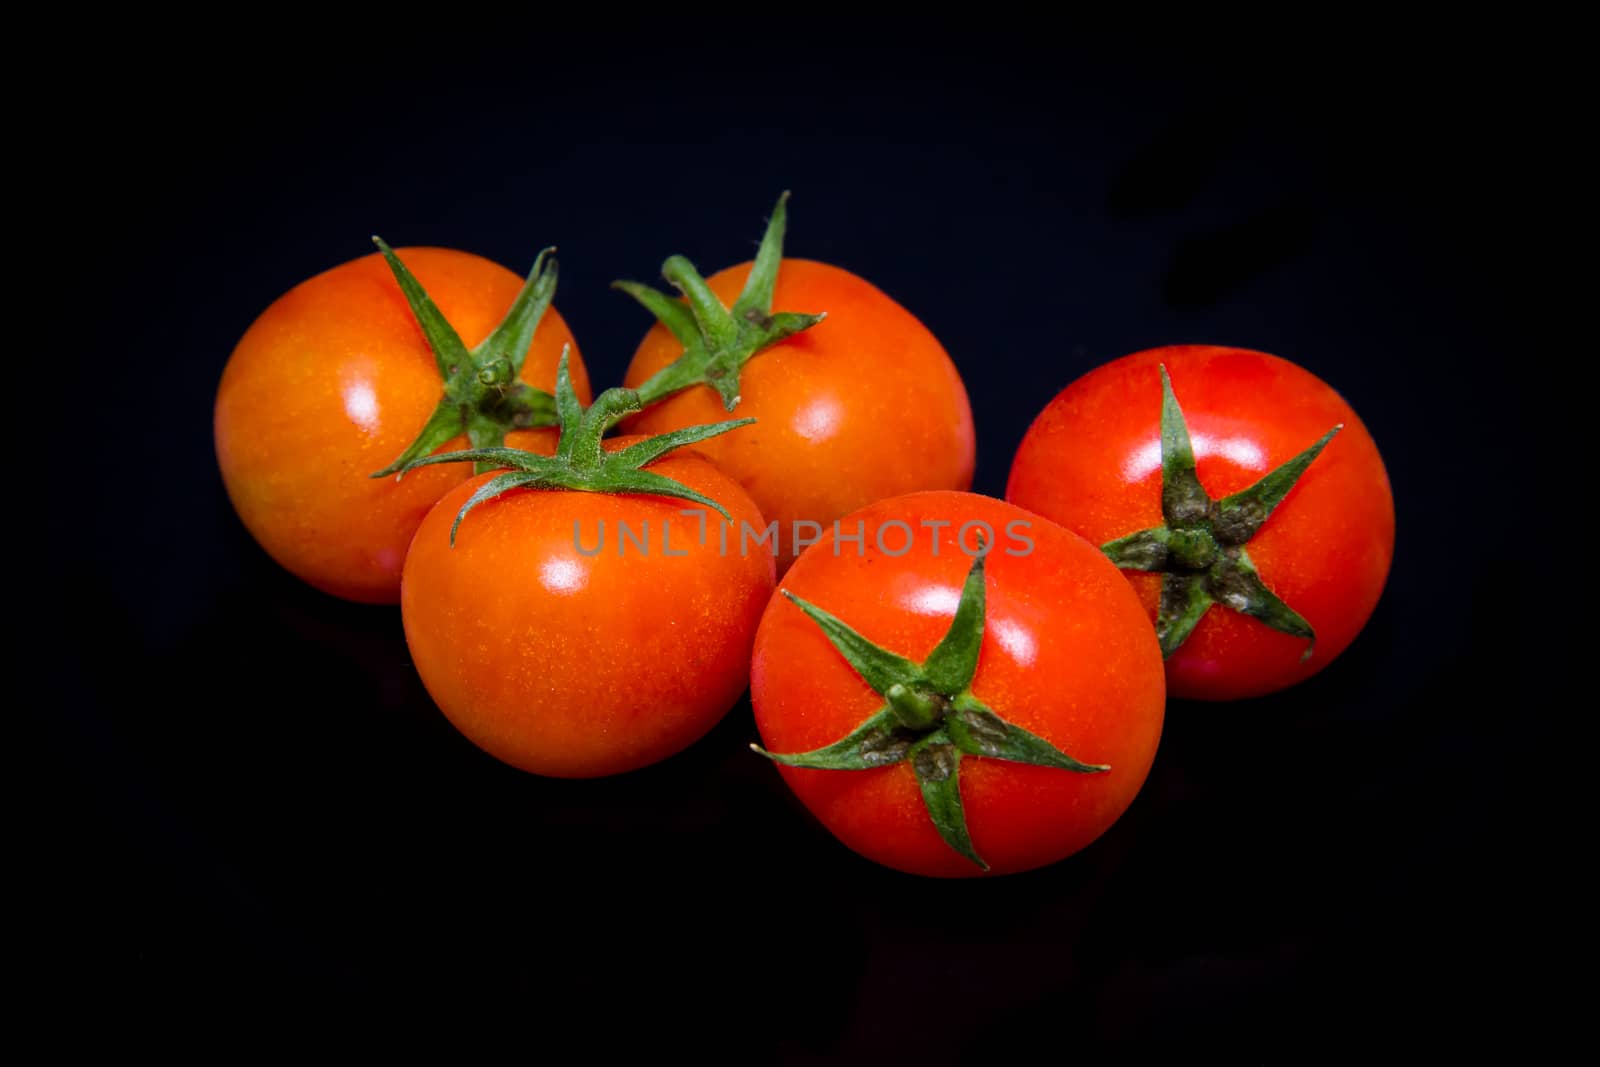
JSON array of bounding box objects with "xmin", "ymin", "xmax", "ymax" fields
[{"xmin": 573, "ymin": 511, "xmax": 1035, "ymax": 558}]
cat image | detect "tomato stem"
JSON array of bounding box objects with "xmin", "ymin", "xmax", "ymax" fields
[
  {"xmin": 614, "ymin": 192, "xmax": 827, "ymax": 413},
  {"xmin": 886, "ymin": 683, "xmax": 943, "ymax": 730}
]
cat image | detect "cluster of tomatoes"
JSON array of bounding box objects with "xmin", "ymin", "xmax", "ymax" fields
[{"xmin": 214, "ymin": 195, "xmax": 1394, "ymax": 878}]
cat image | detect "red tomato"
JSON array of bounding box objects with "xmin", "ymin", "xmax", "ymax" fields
[
  {"xmin": 751, "ymin": 491, "xmax": 1165, "ymax": 877},
  {"xmin": 1006, "ymin": 345, "xmax": 1394, "ymax": 700},
  {"xmin": 623, "ymin": 259, "xmax": 976, "ymax": 573},
  {"xmin": 402, "ymin": 437, "xmax": 775, "ymax": 778},
  {"xmin": 214, "ymin": 247, "xmax": 589, "ymax": 603}
]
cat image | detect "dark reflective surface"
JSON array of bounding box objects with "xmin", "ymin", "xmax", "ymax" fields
[{"xmin": 37, "ymin": 29, "xmax": 1551, "ymax": 1058}]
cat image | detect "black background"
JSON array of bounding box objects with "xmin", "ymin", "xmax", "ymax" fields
[{"xmin": 39, "ymin": 26, "xmax": 1556, "ymax": 1056}]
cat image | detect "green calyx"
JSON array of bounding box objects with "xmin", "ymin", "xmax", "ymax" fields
[
  {"xmin": 614, "ymin": 192, "xmax": 827, "ymax": 411},
  {"xmin": 1102, "ymin": 365, "xmax": 1341, "ymax": 661},
  {"xmin": 752, "ymin": 549, "xmax": 1108, "ymax": 871},
  {"xmin": 369, "ymin": 239, "xmax": 563, "ymax": 478},
  {"xmin": 402, "ymin": 351, "xmax": 754, "ymax": 544}
]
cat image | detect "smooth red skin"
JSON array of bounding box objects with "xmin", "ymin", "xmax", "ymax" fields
[
  {"xmin": 1006, "ymin": 346, "xmax": 1395, "ymax": 701},
  {"xmin": 623, "ymin": 259, "xmax": 976, "ymax": 574},
  {"xmin": 751, "ymin": 491, "xmax": 1165, "ymax": 878},
  {"xmin": 214, "ymin": 248, "xmax": 591, "ymax": 604},
  {"xmin": 402, "ymin": 439, "xmax": 775, "ymax": 779}
]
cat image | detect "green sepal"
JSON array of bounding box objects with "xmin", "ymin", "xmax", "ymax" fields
[
  {"xmin": 597, "ymin": 469, "xmax": 741, "ymax": 524},
  {"xmin": 1158, "ymin": 365, "xmax": 1210, "ymax": 526},
  {"xmin": 730, "ymin": 187, "xmax": 790, "ymax": 319},
  {"xmin": 1212, "ymin": 549, "xmax": 1317, "ymax": 661},
  {"xmin": 1100, "ymin": 363, "xmax": 1338, "ymax": 660},
  {"xmin": 946, "ymin": 694, "xmax": 1110, "ymax": 773},
  {"xmin": 448, "ymin": 470, "xmax": 543, "ymax": 544},
  {"xmin": 1102, "ymin": 526, "xmax": 1171, "ymax": 572},
  {"xmin": 478, "ymin": 247, "xmax": 559, "ymax": 378},
  {"xmin": 1156, "ymin": 573, "xmax": 1215, "ymax": 658},
  {"xmin": 750, "ymin": 707, "xmax": 911, "ymax": 770},
  {"xmin": 615, "ymin": 192, "xmax": 826, "ymax": 413},
  {"xmin": 910, "ymin": 734, "xmax": 986, "ymax": 871},
  {"xmin": 372, "ymin": 400, "xmax": 473, "ymax": 480},
  {"xmin": 370, "ymin": 240, "xmax": 564, "ymax": 478},
  {"xmin": 612, "ymin": 281, "xmax": 697, "ymax": 348},
  {"xmin": 372, "ymin": 237, "xmax": 471, "ymax": 378},
  {"xmin": 1214, "ymin": 425, "xmax": 1342, "ymax": 546},
  {"xmin": 610, "ymin": 419, "xmax": 758, "ymax": 471},
  {"xmin": 922, "ymin": 548, "xmax": 987, "ymax": 692},
  {"xmin": 779, "ymin": 590, "xmax": 922, "ymax": 695},
  {"xmin": 411, "ymin": 349, "xmax": 756, "ymax": 544},
  {"xmin": 551, "ymin": 350, "xmax": 590, "ymax": 456},
  {"xmin": 401, "ymin": 446, "xmax": 539, "ymax": 471},
  {"xmin": 666, "ymin": 253, "xmax": 740, "ymax": 354},
  {"xmin": 754, "ymin": 549, "xmax": 1108, "ymax": 871}
]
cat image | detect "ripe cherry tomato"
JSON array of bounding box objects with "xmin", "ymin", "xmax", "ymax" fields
[
  {"xmin": 402, "ymin": 437, "xmax": 775, "ymax": 779},
  {"xmin": 214, "ymin": 247, "xmax": 589, "ymax": 603},
  {"xmin": 1006, "ymin": 345, "xmax": 1394, "ymax": 700},
  {"xmin": 751, "ymin": 491, "xmax": 1165, "ymax": 877},
  {"xmin": 622, "ymin": 258, "xmax": 976, "ymax": 573}
]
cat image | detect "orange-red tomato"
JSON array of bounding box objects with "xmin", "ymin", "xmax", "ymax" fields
[
  {"xmin": 402, "ymin": 439, "xmax": 775, "ymax": 778},
  {"xmin": 623, "ymin": 259, "xmax": 975, "ymax": 573},
  {"xmin": 214, "ymin": 248, "xmax": 589, "ymax": 603},
  {"xmin": 751, "ymin": 491, "xmax": 1165, "ymax": 877},
  {"xmin": 1006, "ymin": 345, "xmax": 1394, "ymax": 700}
]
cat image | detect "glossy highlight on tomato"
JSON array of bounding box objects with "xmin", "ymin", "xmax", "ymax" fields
[
  {"xmin": 1007, "ymin": 345, "xmax": 1394, "ymax": 700},
  {"xmin": 751, "ymin": 491, "xmax": 1165, "ymax": 877},
  {"xmin": 214, "ymin": 247, "xmax": 589, "ymax": 603}
]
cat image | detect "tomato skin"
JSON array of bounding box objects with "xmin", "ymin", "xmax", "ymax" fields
[
  {"xmin": 751, "ymin": 491, "xmax": 1165, "ymax": 878},
  {"xmin": 1006, "ymin": 345, "xmax": 1395, "ymax": 700},
  {"xmin": 214, "ymin": 248, "xmax": 589, "ymax": 604},
  {"xmin": 401, "ymin": 439, "xmax": 775, "ymax": 778},
  {"xmin": 623, "ymin": 259, "xmax": 976, "ymax": 573}
]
